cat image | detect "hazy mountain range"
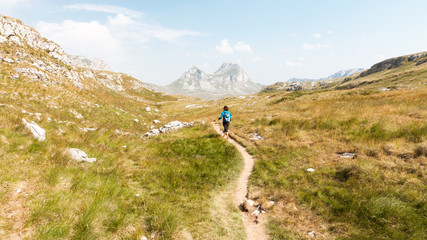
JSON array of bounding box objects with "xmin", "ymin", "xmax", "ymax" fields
[
  {"xmin": 287, "ymin": 68, "xmax": 364, "ymax": 82},
  {"xmin": 154, "ymin": 63, "xmax": 263, "ymax": 100}
]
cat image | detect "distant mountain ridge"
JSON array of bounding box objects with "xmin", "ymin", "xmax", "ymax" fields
[
  {"xmin": 163, "ymin": 63, "xmax": 262, "ymax": 100},
  {"xmin": 287, "ymin": 68, "xmax": 364, "ymax": 82}
]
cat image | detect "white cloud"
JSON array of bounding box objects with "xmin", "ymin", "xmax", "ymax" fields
[
  {"xmin": 145, "ymin": 26, "xmax": 204, "ymax": 42},
  {"xmin": 0, "ymin": 0, "xmax": 28, "ymax": 7},
  {"xmin": 64, "ymin": 4, "xmax": 143, "ymax": 18},
  {"xmin": 216, "ymin": 39, "xmax": 234, "ymax": 54},
  {"xmin": 327, "ymin": 30, "xmax": 333, "ymax": 34},
  {"xmin": 36, "ymin": 20, "xmax": 123, "ymax": 62},
  {"xmin": 235, "ymin": 42, "xmax": 252, "ymax": 53},
  {"xmin": 279, "ymin": 48, "xmax": 291, "ymax": 53},
  {"xmin": 302, "ymin": 43, "xmax": 330, "ymax": 50},
  {"xmin": 312, "ymin": 33, "xmax": 321, "ymax": 39},
  {"xmin": 62, "ymin": 4, "xmax": 205, "ymax": 43},
  {"xmin": 108, "ymin": 13, "xmax": 135, "ymax": 27},
  {"xmin": 298, "ymin": 57, "xmax": 305, "ymax": 61},
  {"xmin": 286, "ymin": 61, "xmax": 302, "ymax": 67},
  {"xmin": 251, "ymin": 56, "xmax": 262, "ymax": 62}
]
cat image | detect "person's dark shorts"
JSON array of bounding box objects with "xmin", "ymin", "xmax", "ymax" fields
[{"xmin": 223, "ymin": 121, "xmax": 230, "ymax": 132}]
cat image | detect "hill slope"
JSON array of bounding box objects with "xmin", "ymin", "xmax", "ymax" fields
[{"xmin": 1, "ymin": 15, "xmax": 246, "ymax": 239}]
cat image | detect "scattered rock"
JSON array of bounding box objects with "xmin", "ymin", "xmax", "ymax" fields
[
  {"xmin": 140, "ymin": 237, "xmax": 148, "ymax": 240},
  {"xmin": 338, "ymin": 152, "xmax": 357, "ymax": 159},
  {"xmin": 16, "ymin": 188, "xmax": 22, "ymax": 193},
  {"xmin": 414, "ymin": 145, "xmax": 427, "ymax": 158},
  {"xmin": 68, "ymin": 148, "xmax": 96, "ymax": 163},
  {"xmin": 81, "ymin": 127, "xmax": 97, "ymax": 132},
  {"xmin": 380, "ymin": 87, "xmax": 390, "ymax": 91},
  {"xmin": 306, "ymin": 168, "xmax": 315, "ymax": 172},
  {"xmin": 251, "ymin": 206, "xmax": 261, "ymax": 216},
  {"xmin": 397, "ymin": 152, "xmax": 412, "ymax": 161},
  {"xmin": 153, "ymin": 120, "xmax": 160, "ymax": 124},
  {"xmin": 150, "ymin": 129, "xmax": 160, "ymax": 136},
  {"xmin": 250, "ymin": 133, "xmax": 264, "ymax": 140},
  {"xmin": 308, "ymin": 231, "xmax": 316, "ymax": 237},
  {"xmin": 145, "ymin": 107, "xmax": 151, "ymax": 112},
  {"xmin": 70, "ymin": 110, "xmax": 83, "ymax": 119},
  {"xmin": 134, "ymin": 119, "xmax": 139, "ymax": 123},
  {"xmin": 154, "ymin": 109, "xmax": 159, "ymax": 112},
  {"xmin": 135, "ymin": 194, "xmax": 140, "ymax": 197},
  {"xmin": 22, "ymin": 118, "xmax": 45, "ymax": 141}
]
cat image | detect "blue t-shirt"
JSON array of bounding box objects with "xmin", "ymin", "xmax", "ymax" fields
[{"xmin": 219, "ymin": 111, "xmax": 232, "ymax": 123}]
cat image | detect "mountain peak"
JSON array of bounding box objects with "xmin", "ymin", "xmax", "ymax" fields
[
  {"xmin": 216, "ymin": 62, "xmax": 239, "ymax": 72},
  {"xmin": 166, "ymin": 63, "xmax": 261, "ymax": 99}
]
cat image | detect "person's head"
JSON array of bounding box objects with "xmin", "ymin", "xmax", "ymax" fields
[{"xmin": 224, "ymin": 106, "xmax": 229, "ymax": 111}]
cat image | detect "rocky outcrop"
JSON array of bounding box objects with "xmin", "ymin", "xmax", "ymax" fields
[
  {"xmin": 0, "ymin": 15, "xmax": 147, "ymax": 92},
  {"xmin": 22, "ymin": 118, "xmax": 46, "ymax": 141},
  {"xmin": 69, "ymin": 55, "xmax": 112, "ymax": 71},
  {"xmin": 68, "ymin": 148, "xmax": 96, "ymax": 163},
  {"xmin": 0, "ymin": 16, "xmax": 71, "ymax": 65},
  {"xmin": 357, "ymin": 52, "xmax": 427, "ymax": 78},
  {"xmin": 262, "ymin": 79, "xmax": 334, "ymax": 92},
  {"xmin": 144, "ymin": 120, "xmax": 194, "ymax": 137}
]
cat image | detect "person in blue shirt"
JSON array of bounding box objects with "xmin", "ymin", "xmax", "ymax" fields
[{"xmin": 218, "ymin": 106, "xmax": 232, "ymax": 139}]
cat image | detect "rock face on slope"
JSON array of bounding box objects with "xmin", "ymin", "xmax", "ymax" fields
[
  {"xmin": 0, "ymin": 15, "xmax": 146, "ymax": 92},
  {"xmin": 357, "ymin": 52, "xmax": 427, "ymax": 78},
  {"xmin": 69, "ymin": 55, "xmax": 112, "ymax": 71},
  {"xmin": 164, "ymin": 63, "xmax": 262, "ymax": 100}
]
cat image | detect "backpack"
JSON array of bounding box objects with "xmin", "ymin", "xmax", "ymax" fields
[{"xmin": 224, "ymin": 112, "xmax": 231, "ymax": 122}]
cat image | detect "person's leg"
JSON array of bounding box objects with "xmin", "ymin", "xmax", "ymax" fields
[{"xmin": 224, "ymin": 122, "xmax": 230, "ymax": 139}]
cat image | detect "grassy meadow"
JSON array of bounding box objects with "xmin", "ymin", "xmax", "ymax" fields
[
  {"xmin": 1, "ymin": 47, "xmax": 426, "ymax": 240},
  {"xmin": 0, "ymin": 73, "xmax": 244, "ymax": 239},
  {"xmin": 174, "ymin": 59, "xmax": 427, "ymax": 239}
]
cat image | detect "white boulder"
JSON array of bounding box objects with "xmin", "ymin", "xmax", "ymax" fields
[
  {"xmin": 22, "ymin": 118, "xmax": 45, "ymax": 141},
  {"xmin": 151, "ymin": 129, "xmax": 160, "ymax": 136},
  {"xmin": 153, "ymin": 120, "xmax": 160, "ymax": 124},
  {"xmin": 145, "ymin": 107, "xmax": 151, "ymax": 112},
  {"xmin": 68, "ymin": 148, "xmax": 96, "ymax": 163}
]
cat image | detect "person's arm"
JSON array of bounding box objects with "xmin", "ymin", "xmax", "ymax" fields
[{"xmin": 218, "ymin": 111, "xmax": 224, "ymax": 120}]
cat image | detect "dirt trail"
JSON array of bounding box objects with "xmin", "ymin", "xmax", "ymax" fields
[{"xmin": 212, "ymin": 122, "xmax": 269, "ymax": 240}]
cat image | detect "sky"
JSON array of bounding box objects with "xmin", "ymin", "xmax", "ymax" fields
[{"xmin": 2, "ymin": 0, "xmax": 427, "ymax": 85}]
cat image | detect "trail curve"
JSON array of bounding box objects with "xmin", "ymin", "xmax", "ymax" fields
[{"xmin": 212, "ymin": 122, "xmax": 269, "ymax": 240}]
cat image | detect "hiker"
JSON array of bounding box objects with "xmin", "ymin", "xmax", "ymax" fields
[{"xmin": 218, "ymin": 106, "xmax": 232, "ymax": 139}]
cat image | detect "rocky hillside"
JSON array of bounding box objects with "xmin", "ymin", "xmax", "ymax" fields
[
  {"xmin": 0, "ymin": 15, "xmax": 146, "ymax": 92},
  {"xmin": 69, "ymin": 55, "xmax": 112, "ymax": 71},
  {"xmin": 336, "ymin": 51, "xmax": 427, "ymax": 90},
  {"xmin": 163, "ymin": 63, "xmax": 262, "ymax": 100},
  {"xmin": 357, "ymin": 51, "xmax": 427, "ymax": 78},
  {"xmin": 263, "ymin": 52, "xmax": 427, "ymax": 93},
  {"xmin": 262, "ymin": 68, "xmax": 363, "ymax": 93}
]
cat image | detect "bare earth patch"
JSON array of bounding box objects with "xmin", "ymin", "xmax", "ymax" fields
[{"xmin": 0, "ymin": 181, "xmax": 33, "ymax": 240}]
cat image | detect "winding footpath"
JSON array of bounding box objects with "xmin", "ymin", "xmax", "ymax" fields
[{"xmin": 212, "ymin": 122, "xmax": 269, "ymax": 240}]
